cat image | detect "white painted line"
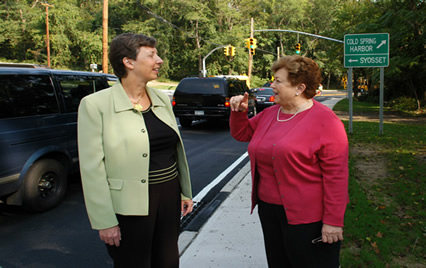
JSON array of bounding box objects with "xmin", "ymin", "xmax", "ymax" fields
[{"xmin": 192, "ymin": 152, "xmax": 249, "ymax": 203}]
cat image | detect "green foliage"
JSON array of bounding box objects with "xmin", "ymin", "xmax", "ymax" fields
[
  {"xmin": 250, "ymin": 75, "xmax": 269, "ymax": 89},
  {"xmin": 336, "ymin": 100, "xmax": 426, "ymax": 266},
  {"xmin": 0, "ymin": 0, "xmax": 424, "ymax": 105},
  {"xmin": 389, "ymin": 96, "xmax": 420, "ymax": 112}
]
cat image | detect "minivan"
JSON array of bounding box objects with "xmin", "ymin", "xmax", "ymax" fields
[
  {"xmin": 172, "ymin": 77, "xmax": 256, "ymax": 127},
  {"xmin": 0, "ymin": 67, "xmax": 116, "ymax": 211}
]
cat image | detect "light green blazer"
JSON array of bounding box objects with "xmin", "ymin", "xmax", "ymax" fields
[{"xmin": 78, "ymin": 82, "xmax": 192, "ymax": 230}]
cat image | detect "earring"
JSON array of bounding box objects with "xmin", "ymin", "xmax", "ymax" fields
[{"xmin": 296, "ymin": 93, "xmax": 299, "ymax": 96}]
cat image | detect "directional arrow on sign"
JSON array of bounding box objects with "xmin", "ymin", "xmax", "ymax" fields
[
  {"xmin": 349, "ymin": 59, "xmax": 358, "ymax": 62},
  {"xmin": 376, "ymin": 40, "xmax": 386, "ymax": 49}
]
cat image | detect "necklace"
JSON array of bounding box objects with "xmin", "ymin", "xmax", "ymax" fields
[
  {"xmin": 129, "ymin": 95, "xmax": 142, "ymax": 104},
  {"xmin": 129, "ymin": 95, "xmax": 143, "ymax": 112},
  {"xmin": 277, "ymin": 100, "xmax": 311, "ymax": 122}
]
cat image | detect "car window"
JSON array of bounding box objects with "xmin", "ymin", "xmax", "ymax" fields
[
  {"xmin": 228, "ymin": 79, "xmax": 246, "ymax": 96},
  {"xmin": 0, "ymin": 74, "xmax": 58, "ymax": 119},
  {"xmin": 255, "ymin": 88, "xmax": 274, "ymax": 95},
  {"xmin": 177, "ymin": 79, "xmax": 225, "ymax": 94},
  {"xmin": 57, "ymin": 75, "xmax": 105, "ymax": 112}
]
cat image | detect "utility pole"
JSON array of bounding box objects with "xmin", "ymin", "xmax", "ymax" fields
[
  {"xmin": 41, "ymin": 2, "xmax": 53, "ymax": 68},
  {"xmin": 248, "ymin": 18, "xmax": 254, "ymax": 85},
  {"xmin": 102, "ymin": 0, "xmax": 108, "ymax": 73}
]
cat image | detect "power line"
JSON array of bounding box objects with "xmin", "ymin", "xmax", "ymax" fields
[{"xmin": 136, "ymin": 3, "xmax": 198, "ymax": 40}]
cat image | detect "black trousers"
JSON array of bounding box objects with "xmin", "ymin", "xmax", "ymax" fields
[
  {"xmin": 257, "ymin": 200, "xmax": 341, "ymax": 268},
  {"xmin": 106, "ymin": 178, "xmax": 181, "ymax": 268}
]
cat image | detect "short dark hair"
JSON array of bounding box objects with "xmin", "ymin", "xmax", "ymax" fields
[
  {"xmin": 271, "ymin": 56, "xmax": 321, "ymax": 99},
  {"xmin": 108, "ymin": 33, "xmax": 157, "ymax": 78}
]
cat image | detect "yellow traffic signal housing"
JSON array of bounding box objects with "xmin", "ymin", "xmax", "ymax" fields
[
  {"xmin": 249, "ymin": 38, "xmax": 257, "ymax": 48},
  {"xmin": 224, "ymin": 46, "xmax": 229, "ymax": 56},
  {"xmin": 230, "ymin": 46, "xmax": 235, "ymax": 56},
  {"xmin": 249, "ymin": 38, "xmax": 257, "ymax": 55},
  {"xmin": 245, "ymin": 39, "xmax": 251, "ymax": 49},
  {"xmin": 295, "ymin": 43, "xmax": 301, "ymax": 54}
]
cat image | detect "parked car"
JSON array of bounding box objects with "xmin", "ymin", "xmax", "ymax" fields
[
  {"xmin": 0, "ymin": 67, "xmax": 114, "ymax": 211},
  {"xmin": 172, "ymin": 77, "xmax": 256, "ymax": 127},
  {"xmin": 253, "ymin": 87, "xmax": 276, "ymax": 112}
]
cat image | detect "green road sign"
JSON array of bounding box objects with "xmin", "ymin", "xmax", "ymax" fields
[{"xmin": 344, "ymin": 33, "xmax": 389, "ymax": 68}]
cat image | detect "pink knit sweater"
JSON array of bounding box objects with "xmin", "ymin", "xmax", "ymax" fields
[{"xmin": 230, "ymin": 100, "xmax": 349, "ymax": 227}]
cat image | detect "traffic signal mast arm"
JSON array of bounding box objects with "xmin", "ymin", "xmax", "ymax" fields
[{"xmin": 202, "ymin": 45, "xmax": 232, "ymax": 77}]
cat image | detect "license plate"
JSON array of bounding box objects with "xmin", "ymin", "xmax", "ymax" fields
[{"xmin": 194, "ymin": 110, "xmax": 204, "ymax": 115}]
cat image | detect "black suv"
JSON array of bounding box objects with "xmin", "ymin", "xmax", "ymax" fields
[
  {"xmin": 0, "ymin": 67, "xmax": 116, "ymax": 211},
  {"xmin": 172, "ymin": 77, "xmax": 256, "ymax": 127}
]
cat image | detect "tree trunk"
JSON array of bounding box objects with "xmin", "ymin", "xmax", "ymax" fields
[{"xmin": 327, "ymin": 72, "xmax": 331, "ymax": 89}]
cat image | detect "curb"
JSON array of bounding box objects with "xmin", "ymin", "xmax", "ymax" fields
[{"xmin": 178, "ymin": 161, "xmax": 251, "ymax": 256}]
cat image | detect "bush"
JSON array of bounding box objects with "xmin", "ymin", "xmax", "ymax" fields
[
  {"xmin": 389, "ymin": 96, "xmax": 418, "ymax": 111},
  {"xmin": 358, "ymin": 94, "xmax": 379, "ymax": 103}
]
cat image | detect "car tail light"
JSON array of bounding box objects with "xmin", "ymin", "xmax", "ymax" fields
[
  {"xmin": 269, "ymin": 96, "xmax": 275, "ymax": 102},
  {"xmin": 225, "ymin": 97, "xmax": 230, "ymax": 107},
  {"xmin": 172, "ymin": 97, "xmax": 176, "ymax": 106}
]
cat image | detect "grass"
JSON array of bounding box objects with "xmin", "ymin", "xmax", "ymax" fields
[{"xmin": 333, "ymin": 99, "xmax": 425, "ymax": 267}]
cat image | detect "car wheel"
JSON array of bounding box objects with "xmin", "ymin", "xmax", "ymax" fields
[
  {"xmin": 248, "ymin": 105, "xmax": 257, "ymax": 118},
  {"xmin": 179, "ymin": 118, "xmax": 192, "ymax": 128},
  {"xmin": 23, "ymin": 159, "xmax": 68, "ymax": 212}
]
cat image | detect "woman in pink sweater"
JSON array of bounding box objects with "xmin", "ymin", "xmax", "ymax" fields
[{"xmin": 230, "ymin": 55, "xmax": 349, "ymax": 268}]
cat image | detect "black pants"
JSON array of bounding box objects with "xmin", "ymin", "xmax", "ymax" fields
[
  {"xmin": 257, "ymin": 200, "xmax": 341, "ymax": 268},
  {"xmin": 106, "ymin": 178, "xmax": 181, "ymax": 268}
]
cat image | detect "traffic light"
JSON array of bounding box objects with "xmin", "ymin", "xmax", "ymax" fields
[
  {"xmin": 224, "ymin": 46, "xmax": 229, "ymax": 56},
  {"xmin": 295, "ymin": 43, "xmax": 301, "ymax": 54},
  {"xmin": 249, "ymin": 38, "xmax": 257, "ymax": 55},
  {"xmin": 245, "ymin": 38, "xmax": 250, "ymax": 49},
  {"xmin": 229, "ymin": 46, "xmax": 235, "ymax": 56}
]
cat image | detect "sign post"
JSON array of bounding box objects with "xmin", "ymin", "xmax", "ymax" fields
[
  {"xmin": 344, "ymin": 33, "xmax": 389, "ymax": 135},
  {"xmin": 347, "ymin": 68, "xmax": 353, "ymax": 134}
]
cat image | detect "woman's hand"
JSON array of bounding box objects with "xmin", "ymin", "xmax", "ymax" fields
[
  {"xmin": 230, "ymin": 92, "xmax": 249, "ymax": 112},
  {"xmin": 181, "ymin": 199, "xmax": 194, "ymax": 217},
  {"xmin": 99, "ymin": 225, "xmax": 121, "ymax": 247},
  {"xmin": 321, "ymin": 224, "xmax": 344, "ymax": 243}
]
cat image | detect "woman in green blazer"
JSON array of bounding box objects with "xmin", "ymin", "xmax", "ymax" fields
[{"xmin": 78, "ymin": 33, "xmax": 193, "ymax": 268}]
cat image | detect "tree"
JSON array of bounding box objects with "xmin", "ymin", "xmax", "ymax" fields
[{"xmin": 0, "ymin": 0, "xmax": 423, "ymax": 108}]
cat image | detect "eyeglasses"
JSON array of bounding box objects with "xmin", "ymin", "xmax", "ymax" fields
[{"xmin": 311, "ymin": 237, "xmax": 322, "ymax": 244}]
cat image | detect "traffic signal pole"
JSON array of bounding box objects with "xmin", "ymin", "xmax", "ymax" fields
[
  {"xmin": 248, "ymin": 18, "xmax": 254, "ymax": 85},
  {"xmin": 201, "ymin": 45, "xmax": 228, "ymax": 77}
]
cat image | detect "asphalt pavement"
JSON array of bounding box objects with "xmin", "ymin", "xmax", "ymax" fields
[{"xmin": 178, "ymin": 97, "xmax": 343, "ymax": 268}]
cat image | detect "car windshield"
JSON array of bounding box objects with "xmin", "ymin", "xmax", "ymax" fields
[
  {"xmin": 254, "ymin": 88, "xmax": 274, "ymax": 95},
  {"xmin": 177, "ymin": 79, "xmax": 225, "ymax": 94}
]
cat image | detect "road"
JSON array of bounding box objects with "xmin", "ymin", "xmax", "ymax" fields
[
  {"xmin": 0, "ymin": 119, "xmax": 249, "ymax": 268},
  {"xmin": 0, "ymin": 92, "xmax": 345, "ymax": 267}
]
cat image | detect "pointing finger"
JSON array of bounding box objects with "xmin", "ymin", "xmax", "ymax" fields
[{"xmin": 242, "ymin": 92, "xmax": 249, "ymax": 103}]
